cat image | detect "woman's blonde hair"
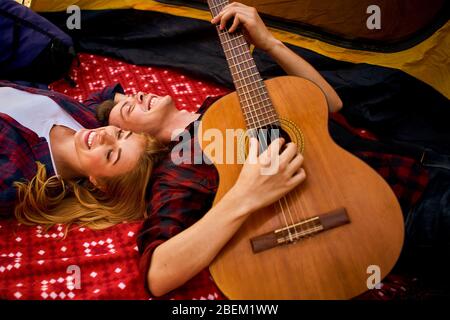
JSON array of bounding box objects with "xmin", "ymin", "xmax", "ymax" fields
[{"xmin": 14, "ymin": 134, "xmax": 166, "ymax": 232}]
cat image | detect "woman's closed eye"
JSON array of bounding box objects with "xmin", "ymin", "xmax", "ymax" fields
[
  {"xmin": 105, "ymin": 130, "xmax": 131, "ymax": 164},
  {"xmin": 106, "ymin": 149, "xmax": 121, "ymax": 165},
  {"xmin": 106, "ymin": 149, "xmax": 113, "ymax": 161}
]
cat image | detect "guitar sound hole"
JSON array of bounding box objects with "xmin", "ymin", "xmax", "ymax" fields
[{"xmin": 255, "ymin": 124, "xmax": 291, "ymax": 154}]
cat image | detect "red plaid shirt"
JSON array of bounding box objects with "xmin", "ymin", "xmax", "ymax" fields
[
  {"xmin": 0, "ymin": 80, "xmax": 123, "ymax": 217},
  {"xmin": 137, "ymin": 97, "xmax": 429, "ymax": 298},
  {"xmin": 137, "ymin": 96, "xmax": 220, "ymax": 292}
]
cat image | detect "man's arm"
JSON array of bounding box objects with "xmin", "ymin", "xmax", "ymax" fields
[
  {"xmin": 147, "ymin": 138, "xmax": 305, "ymax": 297},
  {"xmin": 148, "ymin": 187, "xmax": 252, "ymax": 296},
  {"xmin": 264, "ymin": 41, "xmax": 343, "ymax": 112},
  {"xmin": 211, "ymin": 2, "xmax": 343, "ymax": 112}
]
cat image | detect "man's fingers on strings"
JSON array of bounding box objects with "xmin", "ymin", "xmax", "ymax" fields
[
  {"xmin": 286, "ymin": 153, "xmax": 304, "ymax": 177},
  {"xmin": 219, "ymin": 11, "xmax": 245, "ymax": 31},
  {"xmin": 269, "ymin": 137, "xmax": 283, "ymax": 160},
  {"xmin": 257, "ymin": 137, "xmax": 284, "ymax": 167},
  {"xmin": 210, "ymin": 7, "xmax": 232, "ymax": 25},
  {"xmin": 223, "ymin": 2, "xmax": 250, "ymax": 12},
  {"xmin": 280, "ymin": 142, "xmax": 298, "ymax": 163},
  {"xmin": 229, "ymin": 15, "xmax": 242, "ymax": 33},
  {"xmin": 289, "ymin": 168, "xmax": 306, "ymax": 187},
  {"xmin": 211, "ymin": 7, "xmax": 250, "ymax": 31},
  {"xmin": 247, "ymin": 137, "xmax": 259, "ymax": 163},
  {"xmin": 266, "ymin": 137, "xmax": 285, "ymax": 158},
  {"xmin": 211, "ymin": 1, "xmax": 253, "ymax": 22}
]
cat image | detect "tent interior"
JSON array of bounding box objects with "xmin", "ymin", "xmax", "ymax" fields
[{"xmin": 1, "ymin": 0, "xmax": 449, "ymax": 300}]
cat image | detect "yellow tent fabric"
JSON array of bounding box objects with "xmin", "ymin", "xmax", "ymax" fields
[{"xmin": 30, "ymin": 0, "xmax": 450, "ymax": 98}]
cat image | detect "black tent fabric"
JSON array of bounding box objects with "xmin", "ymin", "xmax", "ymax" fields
[
  {"xmin": 156, "ymin": 0, "xmax": 450, "ymax": 53},
  {"xmin": 41, "ymin": 9, "xmax": 450, "ymax": 295}
]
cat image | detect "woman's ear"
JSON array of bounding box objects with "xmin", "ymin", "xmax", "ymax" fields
[{"xmin": 89, "ymin": 176, "xmax": 106, "ymax": 192}]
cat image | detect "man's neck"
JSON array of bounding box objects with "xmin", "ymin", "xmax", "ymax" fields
[{"xmin": 159, "ymin": 110, "xmax": 200, "ymax": 144}]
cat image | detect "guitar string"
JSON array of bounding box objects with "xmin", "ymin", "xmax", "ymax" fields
[
  {"xmin": 212, "ymin": 0, "xmax": 308, "ymax": 240},
  {"xmin": 210, "ymin": 0, "xmax": 307, "ymax": 242},
  {"xmin": 209, "ymin": 0, "xmax": 293, "ymax": 236},
  {"xmin": 225, "ymin": 33, "xmax": 295, "ymax": 241},
  {"xmin": 209, "ymin": 0, "xmax": 305, "ymax": 242}
]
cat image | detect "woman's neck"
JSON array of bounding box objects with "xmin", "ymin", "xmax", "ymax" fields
[{"xmin": 49, "ymin": 125, "xmax": 84, "ymax": 179}]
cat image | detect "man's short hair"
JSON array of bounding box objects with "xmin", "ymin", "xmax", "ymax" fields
[{"xmin": 96, "ymin": 99, "xmax": 115, "ymax": 126}]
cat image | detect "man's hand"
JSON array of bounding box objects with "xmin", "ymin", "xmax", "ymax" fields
[
  {"xmin": 211, "ymin": 2, "xmax": 342, "ymax": 112},
  {"xmin": 147, "ymin": 137, "xmax": 305, "ymax": 297},
  {"xmin": 210, "ymin": 2, "xmax": 279, "ymax": 52},
  {"xmin": 230, "ymin": 137, "xmax": 306, "ymax": 213}
]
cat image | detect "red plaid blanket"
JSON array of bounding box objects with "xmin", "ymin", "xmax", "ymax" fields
[{"xmin": 0, "ymin": 53, "xmax": 427, "ymax": 300}]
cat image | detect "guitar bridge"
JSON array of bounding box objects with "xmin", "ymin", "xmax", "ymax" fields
[{"xmin": 250, "ymin": 207, "xmax": 350, "ymax": 253}]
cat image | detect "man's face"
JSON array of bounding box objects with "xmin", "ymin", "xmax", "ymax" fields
[{"xmin": 109, "ymin": 92, "xmax": 175, "ymax": 136}]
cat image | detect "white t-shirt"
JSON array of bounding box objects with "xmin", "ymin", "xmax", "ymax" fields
[{"xmin": 0, "ymin": 87, "xmax": 84, "ymax": 175}]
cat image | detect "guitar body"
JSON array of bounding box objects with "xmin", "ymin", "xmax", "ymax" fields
[{"xmin": 199, "ymin": 76, "xmax": 404, "ymax": 299}]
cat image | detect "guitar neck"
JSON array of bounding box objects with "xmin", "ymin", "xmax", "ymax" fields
[{"xmin": 207, "ymin": 0, "xmax": 279, "ymax": 129}]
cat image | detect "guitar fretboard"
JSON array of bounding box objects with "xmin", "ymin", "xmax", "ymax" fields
[{"xmin": 207, "ymin": 0, "xmax": 280, "ymax": 130}]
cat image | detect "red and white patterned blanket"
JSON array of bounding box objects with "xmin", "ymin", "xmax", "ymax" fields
[
  {"xmin": 0, "ymin": 53, "xmax": 415, "ymax": 300},
  {"xmin": 0, "ymin": 53, "xmax": 229, "ymax": 300}
]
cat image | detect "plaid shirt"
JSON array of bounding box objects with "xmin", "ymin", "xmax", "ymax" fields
[
  {"xmin": 0, "ymin": 80, "xmax": 123, "ymax": 218},
  {"xmin": 137, "ymin": 96, "xmax": 429, "ymax": 298},
  {"xmin": 137, "ymin": 96, "xmax": 220, "ymax": 292}
]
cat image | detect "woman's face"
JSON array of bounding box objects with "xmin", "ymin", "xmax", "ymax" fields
[
  {"xmin": 74, "ymin": 125, "xmax": 144, "ymax": 180},
  {"xmin": 108, "ymin": 92, "xmax": 175, "ymax": 136}
]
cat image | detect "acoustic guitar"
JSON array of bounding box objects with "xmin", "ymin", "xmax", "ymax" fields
[{"xmin": 199, "ymin": 0, "xmax": 404, "ymax": 299}]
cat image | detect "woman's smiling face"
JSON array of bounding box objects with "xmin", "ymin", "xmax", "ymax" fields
[{"xmin": 74, "ymin": 125, "xmax": 145, "ymax": 179}]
